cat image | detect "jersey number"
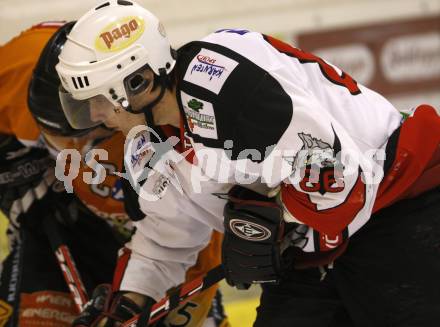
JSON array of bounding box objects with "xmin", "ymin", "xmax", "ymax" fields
[
  {"xmin": 299, "ymin": 167, "xmax": 345, "ymax": 194},
  {"xmin": 263, "ymin": 35, "xmax": 361, "ymax": 95},
  {"xmin": 169, "ymin": 302, "xmax": 198, "ymax": 327}
]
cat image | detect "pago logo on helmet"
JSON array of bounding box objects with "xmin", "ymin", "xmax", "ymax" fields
[{"xmin": 95, "ymin": 16, "xmax": 145, "ymax": 52}]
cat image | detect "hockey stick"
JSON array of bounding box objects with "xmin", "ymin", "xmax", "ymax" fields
[
  {"xmin": 42, "ymin": 216, "xmax": 89, "ymax": 313},
  {"xmin": 121, "ymin": 264, "xmax": 225, "ymax": 327}
]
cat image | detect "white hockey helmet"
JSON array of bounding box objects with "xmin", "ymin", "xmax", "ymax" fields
[{"xmin": 56, "ymin": 0, "xmax": 176, "ymax": 129}]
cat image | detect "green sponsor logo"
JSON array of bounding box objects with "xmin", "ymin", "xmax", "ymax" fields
[{"xmin": 187, "ymin": 99, "xmax": 204, "ymax": 112}]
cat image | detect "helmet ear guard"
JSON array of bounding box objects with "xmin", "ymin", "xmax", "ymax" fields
[
  {"xmin": 127, "ymin": 74, "xmax": 149, "ymax": 94},
  {"xmin": 120, "ymin": 66, "xmax": 169, "ymax": 132},
  {"xmin": 124, "ymin": 65, "xmax": 151, "ymax": 95},
  {"xmin": 123, "ymin": 59, "xmax": 175, "ymax": 96}
]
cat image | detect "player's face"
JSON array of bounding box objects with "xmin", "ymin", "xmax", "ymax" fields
[
  {"xmin": 89, "ymin": 96, "xmax": 115, "ymax": 123},
  {"xmin": 101, "ymin": 106, "xmax": 147, "ymax": 136}
]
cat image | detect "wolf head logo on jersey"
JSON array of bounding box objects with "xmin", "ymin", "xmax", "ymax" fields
[
  {"xmin": 297, "ymin": 132, "xmax": 338, "ymax": 168},
  {"xmin": 284, "ymin": 126, "xmax": 345, "ymax": 195},
  {"xmin": 284, "ymin": 131, "xmax": 339, "ymax": 173}
]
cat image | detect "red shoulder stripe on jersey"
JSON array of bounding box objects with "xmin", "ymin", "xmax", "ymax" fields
[
  {"xmin": 374, "ymin": 104, "xmax": 440, "ymax": 211},
  {"xmin": 281, "ymin": 172, "xmax": 366, "ymax": 235},
  {"xmin": 263, "ymin": 34, "xmax": 361, "ymax": 95},
  {"xmin": 112, "ymin": 247, "xmax": 132, "ymax": 292}
]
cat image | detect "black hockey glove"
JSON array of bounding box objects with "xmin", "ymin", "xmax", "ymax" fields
[
  {"xmin": 0, "ymin": 137, "xmax": 52, "ymax": 227},
  {"xmin": 222, "ymin": 185, "xmax": 291, "ymax": 289},
  {"xmin": 73, "ymin": 284, "xmax": 155, "ymax": 327},
  {"xmin": 0, "ymin": 135, "xmax": 79, "ymax": 231}
]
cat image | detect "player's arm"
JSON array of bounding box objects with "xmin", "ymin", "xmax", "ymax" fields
[
  {"xmin": 220, "ymin": 73, "xmax": 373, "ymax": 288},
  {"xmin": 73, "ymin": 209, "xmax": 214, "ymax": 326},
  {"xmin": 0, "ymin": 134, "xmax": 53, "ymax": 228},
  {"xmin": 277, "ymin": 102, "xmax": 371, "ymax": 253},
  {"xmin": 0, "ymin": 133, "xmax": 82, "ymax": 236},
  {"xmin": 221, "ymin": 111, "xmax": 370, "ymax": 287}
]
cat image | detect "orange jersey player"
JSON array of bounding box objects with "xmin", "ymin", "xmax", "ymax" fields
[
  {"xmin": 0, "ymin": 22, "xmax": 228, "ymax": 327},
  {"xmin": 1, "ymin": 21, "xmax": 127, "ymax": 327}
]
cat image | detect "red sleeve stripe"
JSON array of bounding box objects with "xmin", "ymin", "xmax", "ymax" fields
[
  {"xmin": 112, "ymin": 247, "xmax": 132, "ymax": 292},
  {"xmin": 263, "ymin": 34, "xmax": 361, "ymax": 95}
]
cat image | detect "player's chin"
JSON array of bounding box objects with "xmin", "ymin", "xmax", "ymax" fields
[
  {"xmin": 103, "ymin": 122, "xmax": 119, "ymax": 131},
  {"xmin": 103, "ymin": 126, "xmax": 118, "ymax": 133}
]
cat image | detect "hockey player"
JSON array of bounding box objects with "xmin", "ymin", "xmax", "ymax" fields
[
  {"xmin": 0, "ymin": 22, "xmax": 123, "ymax": 327},
  {"xmin": 1, "ymin": 21, "xmax": 228, "ymax": 327},
  {"xmin": 57, "ymin": 1, "xmax": 440, "ymax": 326}
]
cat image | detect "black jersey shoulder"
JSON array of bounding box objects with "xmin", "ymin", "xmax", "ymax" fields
[{"xmin": 176, "ymin": 39, "xmax": 293, "ymax": 162}]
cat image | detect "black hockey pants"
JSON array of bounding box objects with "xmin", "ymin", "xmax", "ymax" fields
[{"xmin": 255, "ymin": 187, "xmax": 440, "ymax": 327}]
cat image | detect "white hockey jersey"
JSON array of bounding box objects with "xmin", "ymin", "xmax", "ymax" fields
[{"xmin": 117, "ymin": 30, "xmax": 436, "ymax": 301}]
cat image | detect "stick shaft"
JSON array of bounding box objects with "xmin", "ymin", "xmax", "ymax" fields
[{"xmin": 43, "ymin": 217, "xmax": 89, "ymax": 313}]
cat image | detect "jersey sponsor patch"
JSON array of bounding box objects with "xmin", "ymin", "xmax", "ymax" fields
[
  {"xmin": 152, "ymin": 174, "xmax": 171, "ymax": 199},
  {"xmin": 130, "ymin": 132, "xmax": 152, "ymax": 168},
  {"xmin": 183, "ymin": 48, "xmax": 238, "ymax": 94},
  {"xmin": 181, "ymin": 92, "xmax": 218, "ymax": 139},
  {"xmin": 18, "ymin": 291, "xmax": 76, "ymax": 327}
]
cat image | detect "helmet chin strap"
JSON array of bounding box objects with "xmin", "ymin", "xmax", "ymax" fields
[{"xmin": 120, "ymin": 68, "xmax": 168, "ymax": 130}]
